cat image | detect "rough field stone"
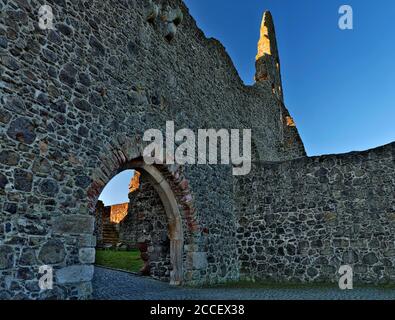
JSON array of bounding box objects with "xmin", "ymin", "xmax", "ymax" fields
[
  {"xmin": 75, "ymin": 175, "xmax": 91, "ymax": 189},
  {"xmin": 0, "ymin": 173, "xmax": 8, "ymax": 189},
  {"xmin": 0, "ymin": 150, "xmax": 20, "ymax": 166},
  {"xmin": 363, "ymin": 253, "xmax": 379, "ymax": 265},
  {"xmin": 0, "ymin": 246, "xmax": 14, "ymax": 270},
  {"xmin": 13, "ymin": 169, "xmax": 33, "ymax": 192},
  {"xmin": 79, "ymin": 248, "xmax": 96, "ymax": 264},
  {"xmin": 73, "ymin": 98, "xmax": 91, "ymax": 112},
  {"xmin": 2, "ymin": 55, "xmax": 20, "ymax": 71},
  {"xmin": 53, "ymin": 215, "xmax": 95, "ymax": 235},
  {"xmin": 38, "ymin": 239, "xmax": 66, "ymax": 264},
  {"xmin": 7, "ymin": 117, "xmax": 36, "ymax": 144},
  {"xmin": 39, "ymin": 179, "xmax": 59, "ymax": 197},
  {"xmin": 19, "ymin": 248, "xmax": 37, "ymax": 266}
]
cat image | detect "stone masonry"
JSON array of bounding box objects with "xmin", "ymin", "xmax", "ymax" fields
[
  {"xmin": 0, "ymin": 0, "xmax": 394, "ymax": 299},
  {"xmin": 119, "ymin": 175, "xmax": 171, "ymax": 281},
  {"xmin": 235, "ymin": 143, "xmax": 395, "ymax": 284}
]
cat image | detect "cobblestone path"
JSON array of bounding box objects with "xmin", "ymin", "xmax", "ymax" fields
[{"xmin": 92, "ymin": 267, "xmax": 395, "ymax": 300}]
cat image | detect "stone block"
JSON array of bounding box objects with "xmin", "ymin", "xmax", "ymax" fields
[
  {"xmin": 14, "ymin": 169, "xmax": 33, "ymax": 192},
  {"xmin": 0, "ymin": 246, "xmax": 14, "ymax": 270},
  {"xmin": 56, "ymin": 265, "xmax": 94, "ymax": 284},
  {"xmin": 78, "ymin": 235, "xmax": 96, "ymax": 247},
  {"xmin": 362, "ymin": 252, "xmax": 378, "ymax": 265},
  {"xmin": 79, "ymin": 248, "xmax": 95, "ymax": 264},
  {"xmin": 184, "ymin": 244, "xmax": 198, "ymax": 252},
  {"xmin": 38, "ymin": 239, "xmax": 66, "ymax": 264},
  {"xmin": 7, "ymin": 117, "xmax": 36, "ymax": 144},
  {"xmin": 53, "ymin": 215, "xmax": 95, "ymax": 235},
  {"xmin": 187, "ymin": 252, "xmax": 208, "ymax": 270}
]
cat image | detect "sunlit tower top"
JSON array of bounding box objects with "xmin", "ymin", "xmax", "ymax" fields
[{"xmin": 255, "ymin": 11, "xmax": 284, "ymax": 102}]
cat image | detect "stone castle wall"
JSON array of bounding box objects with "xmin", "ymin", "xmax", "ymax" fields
[
  {"xmin": 1, "ymin": 0, "xmax": 306, "ymax": 299},
  {"xmin": 235, "ymin": 143, "xmax": 395, "ymax": 284},
  {"xmin": 94, "ymin": 202, "xmax": 128, "ymax": 247},
  {"xmin": 120, "ymin": 178, "xmax": 171, "ymax": 281},
  {"xmin": 109, "ymin": 203, "xmax": 129, "ymax": 224},
  {"xmin": 0, "ymin": 0, "xmax": 393, "ymax": 300}
]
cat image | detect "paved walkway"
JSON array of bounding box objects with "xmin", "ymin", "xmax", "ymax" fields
[{"xmin": 92, "ymin": 267, "xmax": 395, "ymax": 300}]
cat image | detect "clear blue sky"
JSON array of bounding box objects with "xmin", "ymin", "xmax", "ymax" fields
[
  {"xmin": 99, "ymin": 170, "xmax": 135, "ymax": 206},
  {"xmin": 99, "ymin": 1, "xmax": 395, "ymax": 206},
  {"xmin": 184, "ymin": 0, "xmax": 395, "ymax": 156}
]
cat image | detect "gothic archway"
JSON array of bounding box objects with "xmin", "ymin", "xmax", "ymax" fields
[
  {"xmin": 120, "ymin": 159, "xmax": 184, "ymax": 285},
  {"xmin": 86, "ymin": 135, "xmax": 201, "ymax": 286}
]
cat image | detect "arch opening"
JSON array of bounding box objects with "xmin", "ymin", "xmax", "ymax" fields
[{"xmin": 93, "ymin": 159, "xmax": 184, "ymax": 286}]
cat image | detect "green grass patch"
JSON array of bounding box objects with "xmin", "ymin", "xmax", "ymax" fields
[{"xmin": 95, "ymin": 249, "xmax": 143, "ymax": 273}]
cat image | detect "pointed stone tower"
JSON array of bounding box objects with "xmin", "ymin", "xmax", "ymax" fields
[
  {"xmin": 128, "ymin": 170, "xmax": 141, "ymax": 194},
  {"xmin": 255, "ymin": 11, "xmax": 284, "ymax": 101}
]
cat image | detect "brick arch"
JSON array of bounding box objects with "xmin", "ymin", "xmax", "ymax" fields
[{"xmin": 86, "ymin": 134, "xmax": 201, "ymax": 285}]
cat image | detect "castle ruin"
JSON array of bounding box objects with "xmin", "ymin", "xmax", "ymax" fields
[{"xmin": 0, "ymin": 0, "xmax": 394, "ymax": 299}]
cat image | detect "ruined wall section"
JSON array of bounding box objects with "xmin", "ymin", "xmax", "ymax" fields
[
  {"xmin": 255, "ymin": 11, "xmax": 283, "ymax": 101},
  {"xmin": 1, "ymin": 0, "xmax": 304, "ymax": 299},
  {"xmin": 279, "ymin": 103, "xmax": 306, "ymax": 160},
  {"xmin": 94, "ymin": 201, "xmax": 104, "ymax": 247},
  {"xmin": 119, "ymin": 178, "xmax": 171, "ymax": 282},
  {"xmin": 109, "ymin": 203, "xmax": 129, "ymax": 224},
  {"xmin": 235, "ymin": 143, "xmax": 395, "ymax": 284}
]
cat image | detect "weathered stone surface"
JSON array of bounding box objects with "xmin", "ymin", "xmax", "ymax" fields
[
  {"xmin": 0, "ymin": 0, "xmax": 393, "ymax": 301},
  {"xmin": 53, "ymin": 215, "xmax": 95, "ymax": 235},
  {"xmin": 235, "ymin": 143, "xmax": 395, "ymax": 283},
  {"xmin": 0, "ymin": 246, "xmax": 14, "ymax": 270},
  {"xmin": 0, "ymin": 150, "xmax": 20, "ymax": 166},
  {"xmin": 0, "ymin": 36, "xmax": 8, "ymax": 49},
  {"xmin": 128, "ymin": 91, "xmax": 148, "ymax": 105},
  {"xmin": 0, "ymin": 174, "xmax": 8, "ymax": 189},
  {"xmin": 56, "ymin": 265, "xmax": 94, "ymax": 284},
  {"xmin": 0, "ymin": 110, "xmax": 12, "ymax": 124},
  {"xmin": 7, "ymin": 118, "xmax": 36, "ymax": 144},
  {"xmin": 79, "ymin": 248, "xmax": 96, "ymax": 264},
  {"xmin": 73, "ymin": 98, "xmax": 91, "ymax": 112},
  {"xmin": 32, "ymin": 158, "xmax": 52, "ymax": 175},
  {"xmin": 0, "ymin": 291, "xmax": 11, "ymax": 300},
  {"xmin": 38, "ymin": 179, "xmax": 59, "ymax": 197},
  {"xmin": 78, "ymin": 235, "xmax": 97, "ymax": 247},
  {"xmin": 5, "ymin": 96, "xmax": 25, "ymax": 113},
  {"xmin": 38, "ymin": 240, "xmax": 66, "ymax": 264},
  {"xmin": 165, "ymin": 23, "xmax": 177, "ymax": 41},
  {"xmin": 13, "ymin": 169, "xmax": 33, "ymax": 192},
  {"xmin": 17, "ymin": 218, "xmax": 46, "ymax": 235},
  {"xmin": 363, "ymin": 253, "xmax": 379, "ymax": 265},
  {"xmin": 57, "ymin": 23, "xmax": 73, "ymax": 37},
  {"xmin": 48, "ymin": 30, "xmax": 62, "ymax": 44},
  {"xmin": 19, "ymin": 248, "xmax": 37, "ymax": 266},
  {"xmin": 59, "ymin": 63, "xmax": 77, "ymax": 87},
  {"xmin": 75, "ymin": 175, "xmax": 91, "ymax": 189},
  {"xmin": 187, "ymin": 252, "xmax": 208, "ymax": 270},
  {"xmin": 2, "ymin": 55, "xmax": 20, "ymax": 71},
  {"xmin": 78, "ymin": 73, "xmax": 91, "ymax": 87},
  {"xmin": 89, "ymin": 36, "xmax": 105, "ymax": 56}
]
